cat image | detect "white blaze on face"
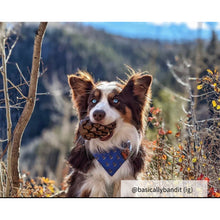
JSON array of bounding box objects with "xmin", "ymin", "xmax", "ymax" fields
[
  {"xmin": 88, "ymin": 81, "xmax": 141, "ymax": 154},
  {"xmin": 89, "ymin": 81, "xmax": 121, "ymax": 125}
]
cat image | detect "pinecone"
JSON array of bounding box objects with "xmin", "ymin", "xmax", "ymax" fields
[{"xmin": 79, "ymin": 117, "xmax": 116, "ymax": 141}]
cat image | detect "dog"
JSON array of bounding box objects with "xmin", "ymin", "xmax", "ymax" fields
[{"xmin": 66, "ymin": 68, "xmax": 153, "ymax": 197}]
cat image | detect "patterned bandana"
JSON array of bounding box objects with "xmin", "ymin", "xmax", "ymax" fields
[{"xmin": 92, "ymin": 141, "xmax": 132, "ymax": 176}]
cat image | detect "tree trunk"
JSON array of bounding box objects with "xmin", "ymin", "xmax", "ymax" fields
[{"xmin": 10, "ymin": 22, "xmax": 47, "ymax": 196}]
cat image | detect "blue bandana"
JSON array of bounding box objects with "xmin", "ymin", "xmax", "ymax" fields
[{"xmin": 92, "ymin": 142, "xmax": 132, "ymax": 176}]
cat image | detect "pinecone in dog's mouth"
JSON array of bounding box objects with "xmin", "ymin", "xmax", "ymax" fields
[{"xmin": 79, "ymin": 117, "xmax": 117, "ymax": 141}]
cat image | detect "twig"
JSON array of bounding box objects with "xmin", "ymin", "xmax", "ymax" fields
[
  {"xmin": 191, "ymin": 91, "xmax": 215, "ymax": 98},
  {"xmin": 15, "ymin": 63, "xmax": 29, "ymax": 86},
  {"xmin": 0, "ymin": 139, "xmax": 8, "ymax": 143},
  {"xmin": 13, "ymin": 100, "xmax": 27, "ymax": 106},
  {"xmin": 0, "ymin": 105, "xmax": 24, "ymax": 109},
  {"xmin": 39, "ymin": 59, "xmax": 48, "ymax": 76},
  {"xmin": 36, "ymin": 92, "xmax": 50, "ymax": 96},
  {"xmin": 6, "ymin": 79, "xmax": 27, "ymax": 100},
  {"xmin": 188, "ymin": 77, "xmax": 198, "ymax": 81},
  {"xmin": 0, "ymin": 82, "xmax": 29, "ymax": 93},
  {"xmin": 181, "ymin": 121, "xmax": 193, "ymax": 127},
  {"xmin": 196, "ymin": 117, "xmax": 220, "ymax": 124}
]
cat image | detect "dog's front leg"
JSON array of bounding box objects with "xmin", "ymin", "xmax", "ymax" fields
[
  {"xmin": 80, "ymin": 176, "xmax": 107, "ymax": 197},
  {"xmin": 113, "ymin": 176, "xmax": 136, "ymax": 197},
  {"xmin": 113, "ymin": 181, "xmax": 121, "ymax": 197}
]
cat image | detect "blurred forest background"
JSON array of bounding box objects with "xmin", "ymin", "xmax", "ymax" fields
[{"xmin": 0, "ymin": 22, "xmax": 220, "ymax": 196}]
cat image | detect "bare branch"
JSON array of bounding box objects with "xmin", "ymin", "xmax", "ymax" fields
[
  {"xmin": 0, "ymin": 22, "xmax": 13, "ymax": 197},
  {"xmin": 6, "ymin": 35, "xmax": 19, "ymax": 63},
  {"xmin": 154, "ymin": 78, "xmax": 190, "ymax": 102},
  {"xmin": 167, "ymin": 61, "xmax": 189, "ymax": 87},
  {"xmin": 0, "ymin": 35, "xmax": 19, "ymax": 72}
]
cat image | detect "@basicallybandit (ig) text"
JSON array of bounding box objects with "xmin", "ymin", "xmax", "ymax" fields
[{"xmin": 121, "ymin": 180, "xmax": 207, "ymax": 197}]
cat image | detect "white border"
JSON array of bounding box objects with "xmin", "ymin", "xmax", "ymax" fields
[
  {"xmin": 1, "ymin": 0, "xmax": 220, "ymax": 21},
  {"xmin": 0, "ymin": 198, "xmax": 219, "ymax": 220},
  {"xmin": 1, "ymin": 1, "xmax": 219, "ymax": 218}
]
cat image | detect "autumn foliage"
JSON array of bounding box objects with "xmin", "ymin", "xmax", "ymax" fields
[
  {"xmin": 145, "ymin": 68, "xmax": 220, "ymax": 197},
  {"xmin": 14, "ymin": 171, "xmax": 58, "ymax": 197}
]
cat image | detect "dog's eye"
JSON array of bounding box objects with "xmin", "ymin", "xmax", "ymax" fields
[
  {"xmin": 91, "ymin": 98, "xmax": 97, "ymax": 104},
  {"xmin": 113, "ymin": 98, "xmax": 119, "ymax": 104}
]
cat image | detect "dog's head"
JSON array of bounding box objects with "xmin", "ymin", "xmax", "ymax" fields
[{"xmin": 68, "ymin": 70, "xmax": 152, "ymax": 141}]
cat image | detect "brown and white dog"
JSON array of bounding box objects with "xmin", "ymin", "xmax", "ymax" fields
[{"xmin": 66, "ymin": 69, "xmax": 152, "ymax": 197}]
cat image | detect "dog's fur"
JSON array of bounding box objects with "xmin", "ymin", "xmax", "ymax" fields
[{"xmin": 66, "ymin": 69, "xmax": 152, "ymax": 197}]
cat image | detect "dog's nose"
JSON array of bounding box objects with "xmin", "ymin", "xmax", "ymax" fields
[{"xmin": 93, "ymin": 110, "xmax": 106, "ymax": 121}]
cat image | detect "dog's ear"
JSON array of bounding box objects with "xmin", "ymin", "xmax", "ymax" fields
[
  {"xmin": 133, "ymin": 74, "xmax": 152, "ymax": 101},
  {"xmin": 122, "ymin": 73, "xmax": 152, "ymax": 104},
  {"xmin": 120, "ymin": 73, "xmax": 152, "ymax": 132},
  {"xmin": 68, "ymin": 71, "xmax": 94, "ymax": 119}
]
